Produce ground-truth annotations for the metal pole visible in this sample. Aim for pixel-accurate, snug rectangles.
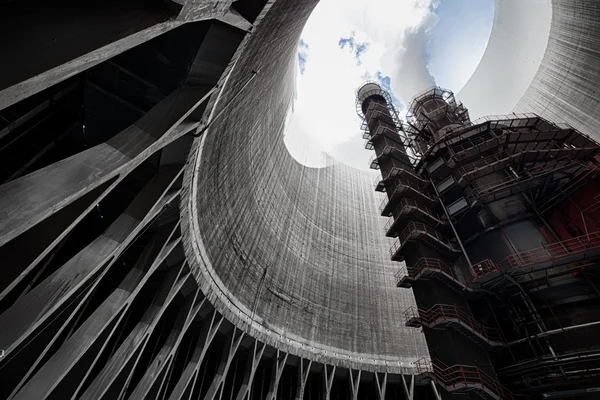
[507,319,600,345]
[429,177,472,267]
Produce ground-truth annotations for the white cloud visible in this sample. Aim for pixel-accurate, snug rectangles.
[284,0,489,170]
[284,0,440,170]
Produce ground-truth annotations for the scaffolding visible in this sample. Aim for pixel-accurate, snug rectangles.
[384,198,447,236]
[405,87,470,153]
[414,358,523,400]
[395,257,473,293]
[390,222,460,261]
[467,159,593,206]
[404,304,505,346]
[378,180,437,215]
[470,231,600,282]
[359,82,600,398]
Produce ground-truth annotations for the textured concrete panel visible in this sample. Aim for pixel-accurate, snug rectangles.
[181,0,428,373]
[515,0,600,139]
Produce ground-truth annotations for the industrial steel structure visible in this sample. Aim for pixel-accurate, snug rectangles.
[359,82,600,399]
[1,0,600,399]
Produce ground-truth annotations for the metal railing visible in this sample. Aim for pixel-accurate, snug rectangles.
[369,145,420,168]
[458,150,513,176]
[394,257,457,286]
[384,199,444,233]
[470,259,500,279]
[378,180,435,212]
[501,231,600,271]
[414,358,523,400]
[404,305,504,343]
[469,159,580,200]
[390,222,455,259]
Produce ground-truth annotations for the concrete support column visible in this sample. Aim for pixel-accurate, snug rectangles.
[374,372,387,400]
[203,327,245,400]
[235,340,266,400]
[0,85,215,247]
[128,292,208,400]
[295,359,312,400]
[0,168,183,361]
[79,264,192,400]
[348,369,361,400]
[322,365,336,400]
[401,374,415,400]
[11,222,181,400]
[266,349,288,400]
[167,309,224,400]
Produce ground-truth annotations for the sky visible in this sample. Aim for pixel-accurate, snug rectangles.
[284,0,494,170]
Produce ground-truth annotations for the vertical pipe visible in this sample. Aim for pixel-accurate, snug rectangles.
[429,177,472,267]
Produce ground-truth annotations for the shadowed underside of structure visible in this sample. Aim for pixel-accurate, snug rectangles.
[0,0,599,399]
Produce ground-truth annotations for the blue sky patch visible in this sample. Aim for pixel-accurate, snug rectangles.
[338,32,370,65]
[376,72,404,110]
[297,39,310,74]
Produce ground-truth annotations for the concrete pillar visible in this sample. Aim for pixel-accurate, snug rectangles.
[203,327,245,400]
[79,264,191,400]
[235,341,266,400]
[266,349,288,400]
[167,309,224,400]
[348,369,361,400]
[128,292,209,400]
[322,365,336,400]
[0,85,214,247]
[374,372,387,400]
[12,222,181,400]
[0,168,182,361]
[295,359,312,400]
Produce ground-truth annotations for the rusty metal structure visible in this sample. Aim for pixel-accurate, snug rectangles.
[359,82,600,399]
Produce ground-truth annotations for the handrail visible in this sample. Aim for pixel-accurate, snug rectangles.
[469,159,581,199]
[378,180,435,211]
[414,358,523,399]
[459,147,598,179]
[395,257,464,288]
[390,223,455,259]
[369,145,420,166]
[404,304,504,343]
[416,113,600,164]
[500,231,600,271]
[470,259,500,279]
[384,199,444,232]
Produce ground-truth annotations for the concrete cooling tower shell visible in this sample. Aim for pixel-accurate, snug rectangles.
[1,0,600,398]
[181,0,428,373]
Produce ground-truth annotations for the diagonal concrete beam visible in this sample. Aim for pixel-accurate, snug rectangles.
[266,349,288,400]
[374,372,387,400]
[348,369,362,400]
[0,86,214,247]
[323,365,336,400]
[11,223,180,400]
[167,309,224,400]
[0,168,182,359]
[401,374,415,400]
[127,292,208,400]
[295,358,312,400]
[203,327,245,400]
[235,340,266,400]
[79,265,191,400]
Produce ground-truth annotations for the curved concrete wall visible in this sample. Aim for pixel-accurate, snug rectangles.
[458,0,552,118]
[182,0,428,373]
[183,0,600,374]
[515,0,600,138]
